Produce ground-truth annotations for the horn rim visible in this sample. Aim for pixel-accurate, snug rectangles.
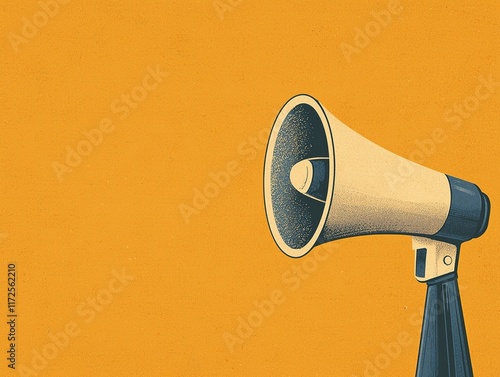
[263,94,335,258]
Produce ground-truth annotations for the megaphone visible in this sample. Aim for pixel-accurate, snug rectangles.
[263,94,490,377]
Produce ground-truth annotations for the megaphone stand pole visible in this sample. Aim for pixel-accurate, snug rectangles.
[412,237,473,377]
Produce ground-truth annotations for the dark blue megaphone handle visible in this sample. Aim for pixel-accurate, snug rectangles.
[416,275,473,377]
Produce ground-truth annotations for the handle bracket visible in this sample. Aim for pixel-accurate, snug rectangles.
[412,237,458,282]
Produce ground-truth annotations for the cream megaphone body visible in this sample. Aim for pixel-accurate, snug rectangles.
[264,94,489,258]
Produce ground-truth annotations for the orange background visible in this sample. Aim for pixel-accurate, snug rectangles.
[1,0,499,375]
